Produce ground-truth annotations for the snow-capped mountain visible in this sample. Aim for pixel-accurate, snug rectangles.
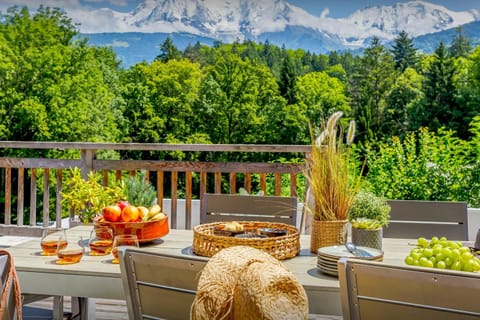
[77,0,480,67]
[325,1,479,47]
[120,0,322,43]
[92,0,479,49]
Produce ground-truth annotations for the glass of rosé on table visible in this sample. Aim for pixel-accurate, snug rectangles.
[40,228,67,256]
[111,234,139,264]
[56,232,85,265]
[89,226,114,256]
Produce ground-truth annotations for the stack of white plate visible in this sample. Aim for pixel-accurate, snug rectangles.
[317,245,384,277]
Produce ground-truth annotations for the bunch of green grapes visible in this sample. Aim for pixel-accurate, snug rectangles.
[404,236,480,272]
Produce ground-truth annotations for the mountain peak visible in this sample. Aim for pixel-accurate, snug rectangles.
[316,0,477,46]
[78,1,480,67]
[122,0,314,41]
[116,0,479,47]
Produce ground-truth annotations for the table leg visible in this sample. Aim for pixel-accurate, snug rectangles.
[71,297,96,320]
[53,296,64,320]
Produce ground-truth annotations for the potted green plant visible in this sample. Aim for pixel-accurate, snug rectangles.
[305,111,363,252]
[61,168,123,224]
[347,190,391,250]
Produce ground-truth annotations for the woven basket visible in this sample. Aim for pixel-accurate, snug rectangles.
[191,246,308,320]
[192,221,300,260]
[310,219,347,253]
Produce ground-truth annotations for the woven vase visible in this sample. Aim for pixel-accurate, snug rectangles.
[310,219,348,253]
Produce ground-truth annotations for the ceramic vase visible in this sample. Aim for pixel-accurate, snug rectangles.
[351,227,383,251]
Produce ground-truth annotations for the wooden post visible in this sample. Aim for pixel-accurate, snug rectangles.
[17,167,24,226]
[80,149,96,179]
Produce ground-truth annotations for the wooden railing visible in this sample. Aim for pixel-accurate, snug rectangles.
[0,142,310,234]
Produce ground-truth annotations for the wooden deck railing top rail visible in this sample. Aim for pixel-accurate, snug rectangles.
[0,142,311,235]
[0,141,311,153]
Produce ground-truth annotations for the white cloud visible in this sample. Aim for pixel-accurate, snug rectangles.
[83,0,129,6]
[0,0,85,11]
[319,8,330,19]
[108,39,129,47]
[0,0,130,33]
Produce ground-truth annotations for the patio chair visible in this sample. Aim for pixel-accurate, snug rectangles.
[118,247,208,320]
[338,257,480,320]
[0,251,21,320]
[0,249,70,320]
[200,193,298,226]
[383,200,468,240]
[9,228,69,320]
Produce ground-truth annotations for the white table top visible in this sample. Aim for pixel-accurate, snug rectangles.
[6,225,413,315]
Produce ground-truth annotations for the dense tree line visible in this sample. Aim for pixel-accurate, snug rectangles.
[2,6,479,151]
[1,6,480,205]
[0,6,122,150]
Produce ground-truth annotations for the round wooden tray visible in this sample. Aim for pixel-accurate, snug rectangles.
[192,221,300,260]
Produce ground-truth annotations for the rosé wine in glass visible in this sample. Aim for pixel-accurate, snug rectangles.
[111,234,139,264]
[40,228,67,256]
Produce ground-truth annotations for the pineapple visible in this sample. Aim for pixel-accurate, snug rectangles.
[123,171,157,208]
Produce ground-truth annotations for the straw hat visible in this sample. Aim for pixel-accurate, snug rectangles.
[191,246,308,320]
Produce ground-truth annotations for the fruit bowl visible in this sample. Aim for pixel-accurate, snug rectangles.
[93,215,169,243]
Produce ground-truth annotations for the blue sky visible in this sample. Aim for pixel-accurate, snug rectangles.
[79,0,480,18]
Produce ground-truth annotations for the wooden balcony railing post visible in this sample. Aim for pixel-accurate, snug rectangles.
[43,169,50,227]
[229,173,236,194]
[185,171,192,230]
[170,171,178,228]
[5,167,11,224]
[80,149,95,179]
[17,167,24,226]
[56,169,63,228]
[29,168,37,226]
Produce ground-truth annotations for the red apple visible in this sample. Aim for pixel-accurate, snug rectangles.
[116,200,129,211]
[102,205,122,222]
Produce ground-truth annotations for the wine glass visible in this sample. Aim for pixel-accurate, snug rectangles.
[40,228,67,256]
[56,232,85,265]
[111,234,139,264]
[89,226,114,256]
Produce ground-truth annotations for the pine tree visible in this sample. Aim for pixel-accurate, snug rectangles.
[390,31,418,72]
[414,42,461,134]
[155,37,181,62]
[448,26,472,58]
[279,54,297,105]
[349,37,396,142]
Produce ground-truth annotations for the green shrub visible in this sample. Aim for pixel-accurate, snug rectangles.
[364,126,480,207]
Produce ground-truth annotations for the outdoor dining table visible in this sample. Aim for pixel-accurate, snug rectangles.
[6,225,412,320]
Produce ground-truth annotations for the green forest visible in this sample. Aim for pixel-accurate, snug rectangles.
[1,6,479,206]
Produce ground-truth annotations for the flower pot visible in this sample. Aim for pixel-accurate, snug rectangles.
[351,227,383,251]
[310,219,348,253]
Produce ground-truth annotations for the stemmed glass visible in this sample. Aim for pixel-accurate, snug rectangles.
[40,228,67,256]
[89,226,114,256]
[111,234,139,264]
[56,232,85,265]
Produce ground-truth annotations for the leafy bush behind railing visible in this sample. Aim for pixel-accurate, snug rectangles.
[363,123,480,207]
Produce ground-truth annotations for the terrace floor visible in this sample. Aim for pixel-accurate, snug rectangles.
[26,297,343,319]
[26,297,128,320]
